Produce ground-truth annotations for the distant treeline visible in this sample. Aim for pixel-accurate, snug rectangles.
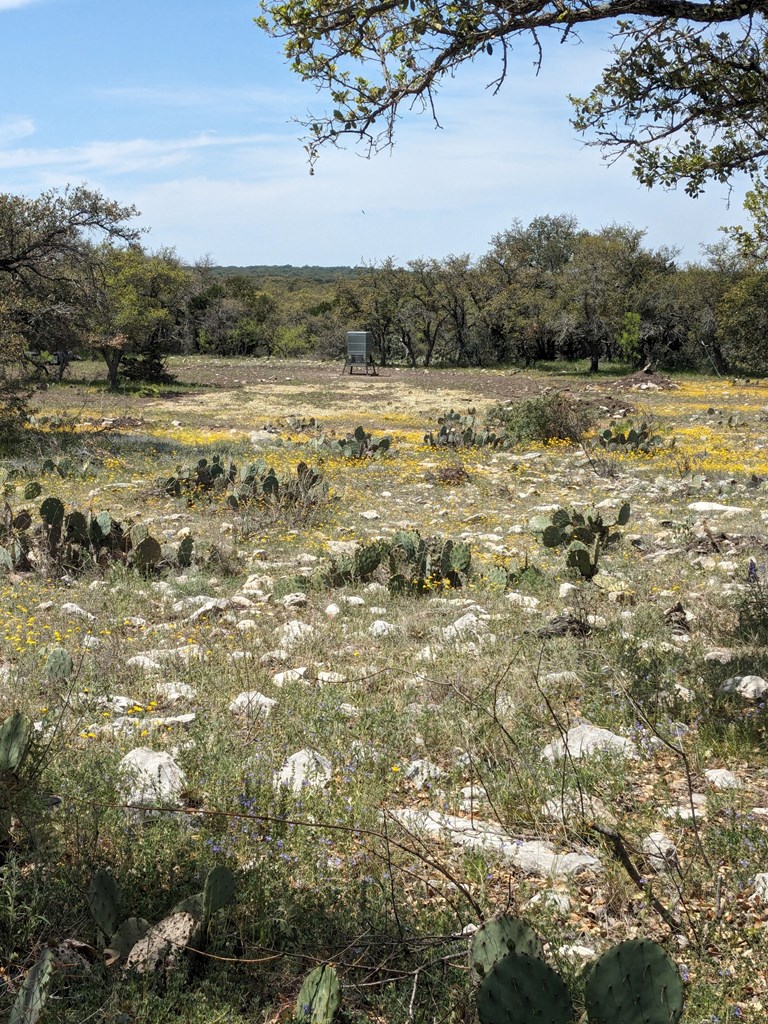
[199,214,765,375]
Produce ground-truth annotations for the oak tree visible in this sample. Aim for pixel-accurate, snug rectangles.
[257,1,768,192]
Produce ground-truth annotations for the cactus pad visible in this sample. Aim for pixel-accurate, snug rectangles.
[88,868,122,940]
[9,947,55,1024]
[584,939,684,1024]
[0,712,33,774]
[203,865,235,919]
[44,647,73,682]
[477,951,573,1024]
[470,914,544,981]
[296,963,342,1024]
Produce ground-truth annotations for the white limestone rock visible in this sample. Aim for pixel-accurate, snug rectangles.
[229,691,277,718]
[274,749,332,794]
[541,723,637,762]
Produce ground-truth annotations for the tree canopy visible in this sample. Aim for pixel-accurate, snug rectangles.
[256,0,768,192]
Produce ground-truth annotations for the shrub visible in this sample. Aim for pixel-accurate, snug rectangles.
[486,394,595,445]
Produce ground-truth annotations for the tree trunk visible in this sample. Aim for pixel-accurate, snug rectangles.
[100,347,123,389]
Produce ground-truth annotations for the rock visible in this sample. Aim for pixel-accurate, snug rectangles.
[315,670,346,684]
[187,598,231,623]
[688,502,749,515]
[752,873,768,903]
[118,748,186,807]
[229,691,277,718]
[272,667,307,686]
[278,621,314,646]
[704,768,742,789]
[342,595,366,606]
[126,656,162,674]
[720,674,768,700]
[541,794,617,827]
[404,759,443,790]
[325,603,341,618]
[642,831,679,872]
[541,723,637,762]
[389,808,601,877]
[665,793,707,820]
[60,602,96,621]
[360,510,380,520]
[280,592,307,609]
[274,749,332,794]
[369,620,396,638]
[442,612,485,639]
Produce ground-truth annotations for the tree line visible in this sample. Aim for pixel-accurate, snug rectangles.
[2,186,767,427]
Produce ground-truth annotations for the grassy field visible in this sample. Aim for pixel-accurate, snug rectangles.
[1,357,768,1023]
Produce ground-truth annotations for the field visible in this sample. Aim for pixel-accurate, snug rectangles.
[2,356,768,1024]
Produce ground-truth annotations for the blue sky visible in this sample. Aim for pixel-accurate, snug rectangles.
[0,0,752,267]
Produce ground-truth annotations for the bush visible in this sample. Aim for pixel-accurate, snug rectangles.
[486,394,595,445]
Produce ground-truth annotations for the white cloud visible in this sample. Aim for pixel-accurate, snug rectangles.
[0,116,35,144]
[0,131,282,175]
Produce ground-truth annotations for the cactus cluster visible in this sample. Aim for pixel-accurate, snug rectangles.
[424,408,502,449]
[596,420,663,454]
[471,915,684,1024]
[0,496,196,575]
[532,503,630,579]
[387,530,472,593]
[159,454,328,513]
[87,864,236,970]
[322,531,473,592]
[310,424,392,459]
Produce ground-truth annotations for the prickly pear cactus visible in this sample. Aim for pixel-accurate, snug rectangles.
[354,542,382,579]
[9,947,55,1024]
[105,917,150,965]
[477,951,573,1024]
[40,496,65,528]
[0,712,33,774]
[132,535,162,570]
[295,963,342,1024]
[202,865,235,919]
[470,914,544,981]
[87,867,122,941]
[44,647,73,682]
[584,939,684,1024]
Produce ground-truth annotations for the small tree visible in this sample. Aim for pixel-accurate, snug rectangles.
[0,185,140,418]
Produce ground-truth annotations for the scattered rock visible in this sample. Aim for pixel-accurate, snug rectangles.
[541,723,637,762]
[369,620,397,638]
[720,674,768,700]
[404,759,443,790]
[60,602,96,622]
[704,768,742,790]
[274,749,332,794]
[229,691,277,718]
[642,832,679,873]
[280,592,307,609]
[118,748,186,808]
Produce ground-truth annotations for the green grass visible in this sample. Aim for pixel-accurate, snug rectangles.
[2,359,768,1023]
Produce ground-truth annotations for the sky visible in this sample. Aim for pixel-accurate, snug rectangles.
[0,0,753,267]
